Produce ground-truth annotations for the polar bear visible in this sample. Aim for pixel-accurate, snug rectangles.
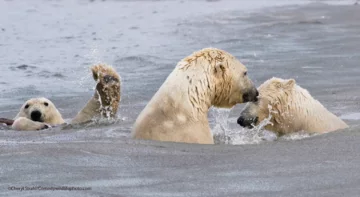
[12,98,65,131]
[237,77,348,135]
[131,48,259,144]
[10,64,121,131]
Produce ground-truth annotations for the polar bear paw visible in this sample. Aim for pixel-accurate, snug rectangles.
[91,64,121,118]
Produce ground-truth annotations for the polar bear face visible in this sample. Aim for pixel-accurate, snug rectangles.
[237,77,296,131]
[16,97,64,125]
[190,48,258,108]
[220,58,258,107]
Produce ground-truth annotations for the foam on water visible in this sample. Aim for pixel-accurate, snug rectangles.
[281,131,318,141]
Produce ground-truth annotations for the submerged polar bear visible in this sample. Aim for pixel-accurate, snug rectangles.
[11,64,121,131]
[132,48,259,144]
[238,77,348,135]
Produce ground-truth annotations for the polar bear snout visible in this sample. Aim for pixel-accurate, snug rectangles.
[237,116,258,128]
[30,110,43,122]
[243,88,259,103]
[238,102,259,128]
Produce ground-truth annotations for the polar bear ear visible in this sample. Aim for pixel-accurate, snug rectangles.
[283,79,296,89]
[214,62,226,77]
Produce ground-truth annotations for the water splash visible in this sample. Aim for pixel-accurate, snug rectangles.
[211,104,316,145]
[76,46,105,89]
[211,108,277,145]
[211,108,232,144]
[87,47,104,65]
[227,114,277,145]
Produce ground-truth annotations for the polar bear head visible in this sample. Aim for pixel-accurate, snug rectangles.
[237,77,297,133]
[178,48,259,110]
[15,97,65,125]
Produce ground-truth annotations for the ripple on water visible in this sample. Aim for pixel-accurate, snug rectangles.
[10,64,38,71]
[340,113,360,120]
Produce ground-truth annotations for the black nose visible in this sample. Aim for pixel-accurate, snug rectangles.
[243,89,259,102]
[237,116,258,128]
[237,116,246,126]
[30,110,42,122]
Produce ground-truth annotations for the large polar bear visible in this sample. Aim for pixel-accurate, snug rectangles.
[237,77,349,135]
[131,48,259,144]
[10,64,121,131]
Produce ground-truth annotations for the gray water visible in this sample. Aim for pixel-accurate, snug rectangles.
[1,0,360,196]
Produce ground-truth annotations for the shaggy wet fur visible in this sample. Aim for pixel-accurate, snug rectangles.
[239,77,349,135]
[132,48,257,144]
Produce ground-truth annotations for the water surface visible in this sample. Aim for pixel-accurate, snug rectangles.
[0,0,360,196]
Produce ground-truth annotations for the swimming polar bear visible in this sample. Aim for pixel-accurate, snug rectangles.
[238,77,348,135]
[11,64,121,131]
[132,48,259,144]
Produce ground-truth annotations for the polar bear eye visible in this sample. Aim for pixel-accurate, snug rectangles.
[44,102,49,107]
[244,72,247,76]
[24,104,30,109]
